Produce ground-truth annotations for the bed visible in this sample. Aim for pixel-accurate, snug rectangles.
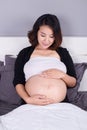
[0,36,87,130]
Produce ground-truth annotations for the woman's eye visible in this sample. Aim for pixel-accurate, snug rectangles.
[41,35,45,37]
[50,36,54,38]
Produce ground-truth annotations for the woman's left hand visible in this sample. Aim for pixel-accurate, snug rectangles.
[40,69,65,79]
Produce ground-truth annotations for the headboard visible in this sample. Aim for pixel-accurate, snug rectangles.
[0,37,87,63]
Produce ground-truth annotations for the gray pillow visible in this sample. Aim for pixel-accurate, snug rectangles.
[67,63,87,110]
[0,56,22,115]
[5,55,16,66]
[0,61,4,66]
[0,61,4,80]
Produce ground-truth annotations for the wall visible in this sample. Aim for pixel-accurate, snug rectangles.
[0,0,87,36]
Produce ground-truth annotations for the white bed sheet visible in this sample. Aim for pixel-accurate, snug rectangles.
[0,103,87,130]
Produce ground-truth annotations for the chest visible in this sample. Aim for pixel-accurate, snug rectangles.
[30,49,60,59]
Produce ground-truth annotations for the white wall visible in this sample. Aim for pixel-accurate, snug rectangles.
[0,0,87,36]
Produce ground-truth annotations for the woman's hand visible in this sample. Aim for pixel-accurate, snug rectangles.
[40,69,65,79]
[25,94,55,105]
[40,69,76,87]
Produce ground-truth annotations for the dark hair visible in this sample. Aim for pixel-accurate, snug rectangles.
[28,14,62,50]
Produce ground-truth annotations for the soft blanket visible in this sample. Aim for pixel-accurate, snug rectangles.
[0,103,87,130]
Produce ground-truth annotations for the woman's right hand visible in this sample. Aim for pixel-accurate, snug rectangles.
[25,94,54,105]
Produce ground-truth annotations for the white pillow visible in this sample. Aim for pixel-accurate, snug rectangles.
[78,69,87,91]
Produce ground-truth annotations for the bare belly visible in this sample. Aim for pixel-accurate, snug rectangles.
[25,75,67,103]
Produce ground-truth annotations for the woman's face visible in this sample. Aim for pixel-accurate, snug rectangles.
[37,25,55,49]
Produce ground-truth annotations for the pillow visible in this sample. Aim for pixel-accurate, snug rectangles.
[5,55,17,66]
[0,55,22,115]
[75,63,87,91]
[67,63,87,110]
[0,61,4,66]
[78,69,87,91]
[0,61,4,80]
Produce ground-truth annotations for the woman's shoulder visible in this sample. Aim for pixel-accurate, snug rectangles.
[20,46,34,53]
[16,46,35,62]
[57,46,68,54]
[56,46,72,62]
[18,46,34,56]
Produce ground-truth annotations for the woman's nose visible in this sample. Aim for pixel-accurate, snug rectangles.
[44,37,49,43]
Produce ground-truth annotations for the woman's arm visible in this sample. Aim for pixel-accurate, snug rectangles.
[58,47,77,87]
[16,84,54,105]
[15,84,30,102]
[61,72,76,87]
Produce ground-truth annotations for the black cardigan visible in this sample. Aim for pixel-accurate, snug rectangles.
[13,46,76,87]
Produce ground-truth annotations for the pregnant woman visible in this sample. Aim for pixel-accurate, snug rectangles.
[13,14,76,105]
